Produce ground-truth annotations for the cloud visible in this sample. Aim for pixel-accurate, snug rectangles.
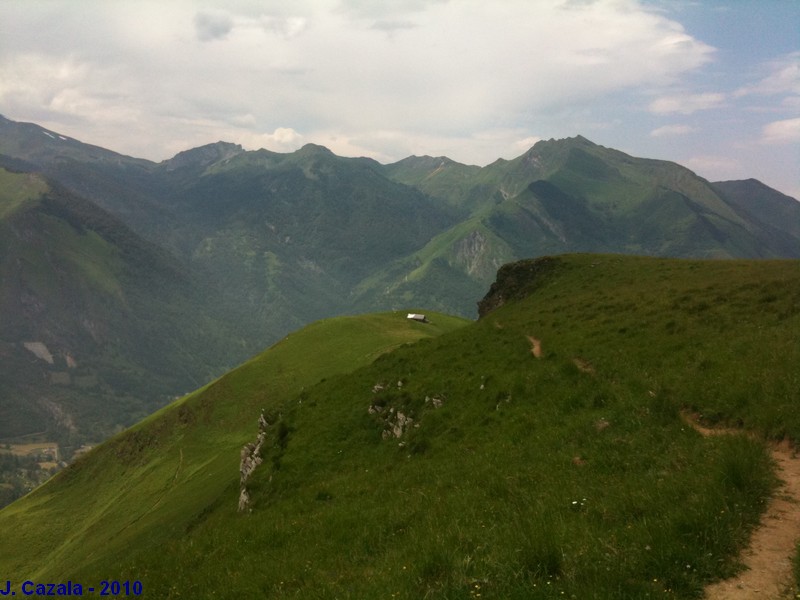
[370,19,417,34]
[260,15,308,38]
[0,0,718,165]
[650,124,695,137]
[337,0,449,20]
[515,136,544,151]
[733,51,800,123]
[648,93,725,114]
[683,155,742,180]
[195,11,235,42]
[0,54,87,106]
[761,117,800,144]
[735,51,800,97]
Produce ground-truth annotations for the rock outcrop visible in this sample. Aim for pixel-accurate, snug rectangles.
[238,411,269,513]
[477,256,559,317]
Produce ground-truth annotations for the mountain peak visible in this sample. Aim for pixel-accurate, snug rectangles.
[570,134,593,144]
[297,143,334,156]
[162,142,244,170]
[529,134,594,151]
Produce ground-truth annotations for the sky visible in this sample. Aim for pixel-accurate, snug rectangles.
[1,0,798,198]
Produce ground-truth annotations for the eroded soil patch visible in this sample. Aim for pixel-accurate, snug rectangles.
[527,335,542,358]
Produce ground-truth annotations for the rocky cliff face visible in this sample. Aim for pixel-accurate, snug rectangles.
[452,230,507,281]
[477,255,560,317]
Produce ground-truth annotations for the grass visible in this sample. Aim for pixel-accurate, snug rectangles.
[0,254,797,598]
[0,311,467,583]
[0,168,47,220]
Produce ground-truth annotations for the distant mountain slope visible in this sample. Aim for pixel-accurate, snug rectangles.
[0,167,247,448]
[151,142,463,342]
[370,137,800,310]
[382,155,484,210]
[713,178,800,242]
[4,115,797,328]
[0,115,170,237]
[1,255,797,597]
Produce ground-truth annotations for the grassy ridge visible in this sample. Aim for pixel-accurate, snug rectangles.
[109,255,793,599]
[2,255,798,598]
[0,311,468,582]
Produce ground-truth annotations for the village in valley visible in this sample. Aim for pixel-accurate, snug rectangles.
[0,439,92,506]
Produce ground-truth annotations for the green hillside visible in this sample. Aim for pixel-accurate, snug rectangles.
[373,138,800,312]
[0,311,468,586]
[1,255,797,598]
[713,178,800,243]
[161,143,462,342]
[0,168,250,449]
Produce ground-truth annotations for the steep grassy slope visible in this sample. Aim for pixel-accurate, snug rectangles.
[0,168,249,448]
[1,255,797,598]
[0,311,467,585]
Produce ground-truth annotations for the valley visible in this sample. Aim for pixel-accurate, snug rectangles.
[0,440,61,506]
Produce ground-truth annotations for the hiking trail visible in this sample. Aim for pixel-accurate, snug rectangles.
[683,412,800,599]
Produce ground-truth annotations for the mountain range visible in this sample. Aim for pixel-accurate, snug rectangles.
[1,113,799,452]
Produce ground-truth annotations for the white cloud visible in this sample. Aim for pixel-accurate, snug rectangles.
[761,117,800,144]
[258,15,309,38]
[0,0,718,164]
[683,155,742,180]
[255,126,304,150]
[648,93,726,115]
[336,0,449,20]
[735,51,800,98]
[650,124,695,137]
[515,136,544,151]
[0,54,89,106]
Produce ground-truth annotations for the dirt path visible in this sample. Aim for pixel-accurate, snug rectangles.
[683,413,800,599]
[526,335,542,358]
